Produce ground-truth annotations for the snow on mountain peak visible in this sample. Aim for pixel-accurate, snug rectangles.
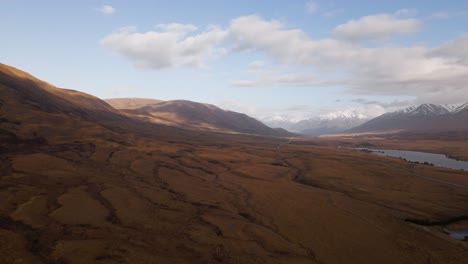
[395,103,451,116]
[452,103,468,114]
[319,109,368,120]
[387,103,468,117]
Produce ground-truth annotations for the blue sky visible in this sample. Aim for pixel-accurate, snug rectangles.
[2,0,468,121]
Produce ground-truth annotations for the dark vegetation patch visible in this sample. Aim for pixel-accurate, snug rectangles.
[0,128,48,154]
[105,138,132,146]
[405,216,468,226]
[0,118,21,125]
[238,212,256,222]
[0,156,12,177]
[271,161,288,167]
[0,216,44,259]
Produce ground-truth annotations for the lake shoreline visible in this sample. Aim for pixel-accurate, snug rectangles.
[345,147,468,171]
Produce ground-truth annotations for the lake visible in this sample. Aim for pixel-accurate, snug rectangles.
[352,148,468,171]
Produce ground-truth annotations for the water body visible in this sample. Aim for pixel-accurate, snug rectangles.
[352,148,468,171]
[443,228,468,241]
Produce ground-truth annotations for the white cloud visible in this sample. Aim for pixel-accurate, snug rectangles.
[333,14,421,41]
[228,15,310,63]
[231,67,341,88]
[100,24,227,69]
[306,2,318,14]
[232,72,320,87]
[430,34,468,65]
[101,14,468,105]
[98,5,115,15]
[228,15,468,103]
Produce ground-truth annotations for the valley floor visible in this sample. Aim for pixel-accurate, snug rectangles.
[1,130,468,264]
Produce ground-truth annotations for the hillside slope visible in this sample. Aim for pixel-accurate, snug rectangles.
[106,98,164,109]
[108,98,293,136]
[0,64,123,122]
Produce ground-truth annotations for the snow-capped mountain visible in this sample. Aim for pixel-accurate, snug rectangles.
[263,110,370,135]
[453,103,468,114]
[290,112,368,135]
[350,103,468,133]
[390,104,451,116]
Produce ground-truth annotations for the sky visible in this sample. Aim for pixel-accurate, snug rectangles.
[2,0,468,122]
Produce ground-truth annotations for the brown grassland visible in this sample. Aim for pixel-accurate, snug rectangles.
[1,64,468,263]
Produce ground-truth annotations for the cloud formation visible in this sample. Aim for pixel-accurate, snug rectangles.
[98,5,115,15]
[101,24,227,68]
[231,71,325,88]
[101,14,468,104]
[333,14,421,41]
[351,99,413,109]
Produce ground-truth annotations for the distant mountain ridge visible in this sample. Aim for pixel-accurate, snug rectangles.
[350,103,468,133]
[106,98,294,137]
[263,110,369,136]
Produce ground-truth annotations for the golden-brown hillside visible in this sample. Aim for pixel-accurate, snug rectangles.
[106,98,293,136]
[106,98,164,110]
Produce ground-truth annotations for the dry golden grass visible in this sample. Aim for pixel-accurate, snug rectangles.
[105,98,164,110]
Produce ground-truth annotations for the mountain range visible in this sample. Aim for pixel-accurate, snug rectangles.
[263,103,468,135]
[263,111,369,135]
[106,98,468,136]
[1,61,466,139]
[350,103,468,133]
